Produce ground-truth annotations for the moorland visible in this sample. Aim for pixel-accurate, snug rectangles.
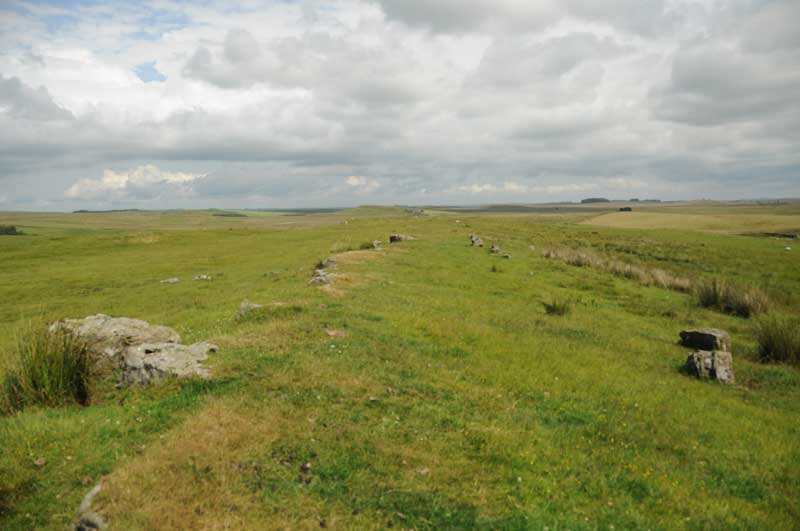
[1,200,799,530]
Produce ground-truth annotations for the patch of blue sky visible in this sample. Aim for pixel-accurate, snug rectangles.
[133,61,167,83]
[42,13,76,33]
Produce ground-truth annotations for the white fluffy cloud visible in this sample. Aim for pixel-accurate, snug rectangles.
[65,165,204,201]
[345,175,380,192]
[0,0,797,209]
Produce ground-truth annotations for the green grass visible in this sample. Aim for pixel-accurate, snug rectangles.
[695,277,770,318]
[543,297,572,316]
[0,205,799,529]
[754,314,800,365]
[1,323,91,414]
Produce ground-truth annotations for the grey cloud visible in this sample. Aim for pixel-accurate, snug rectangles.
[0,75,74,121]
[739,1,800,54]
[653,43,800,126]
[373,0,558,34]
[182,28,438,109]
[468,33,626,96]
[1,0,798,209]
[373,0,692,36]
[224,28,262,63]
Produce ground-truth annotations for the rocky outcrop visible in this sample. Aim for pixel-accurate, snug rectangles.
[489,245,501,254]
[686,350,735,384]
[309,269,332,285]
[50,314,215,383]
[679,328,731,352]
[50,314,180,372]
[389,234,415,243]
[122,342,217,384]
[469,234,484,247]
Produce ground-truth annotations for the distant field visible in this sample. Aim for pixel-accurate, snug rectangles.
[583,210,800,234]
[1,205,798,529]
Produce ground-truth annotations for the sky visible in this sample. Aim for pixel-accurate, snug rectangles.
[0,0,798,210]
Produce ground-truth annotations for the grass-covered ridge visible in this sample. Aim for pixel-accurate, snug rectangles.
[1,204,799,529]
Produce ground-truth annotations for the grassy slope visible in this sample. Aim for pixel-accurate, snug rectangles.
[0,208,798,529]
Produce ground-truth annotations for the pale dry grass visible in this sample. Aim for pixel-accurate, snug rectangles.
[125,232,161,244]
[582,211,800,234]
[542,247,692,293]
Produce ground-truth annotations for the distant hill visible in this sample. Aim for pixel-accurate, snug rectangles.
[580,197,611,204]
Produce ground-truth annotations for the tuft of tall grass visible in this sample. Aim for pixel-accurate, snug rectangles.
[542,248,601,268]
[650,268,692,292]
[543,297,572,316]
[753,314,800,365]
[1,323,92,414]
[542,247,692,293]
[694,277,769,318]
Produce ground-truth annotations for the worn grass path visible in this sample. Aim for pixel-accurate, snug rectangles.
[1,208,799,529]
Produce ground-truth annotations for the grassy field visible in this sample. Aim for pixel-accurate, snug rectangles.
[1,204,799,529]
[580,201,800,234]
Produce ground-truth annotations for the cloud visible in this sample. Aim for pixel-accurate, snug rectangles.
[653,42,800,126]
[457,181,529,194]
[65,165,203,201]
[345,175,380,192]
[456,177,646,196]
[0,75,73,121]
[0,0,797,210]
[371,0,691,36]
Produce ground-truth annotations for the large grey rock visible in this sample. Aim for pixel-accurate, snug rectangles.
[50,314,180,370]
[686,350,735,384]
[122,342,217,384]
[469,234,484,247]
[679,328,731,352]
[50,314,216,383]
[73,482,105,530]
[489,245,501,254]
